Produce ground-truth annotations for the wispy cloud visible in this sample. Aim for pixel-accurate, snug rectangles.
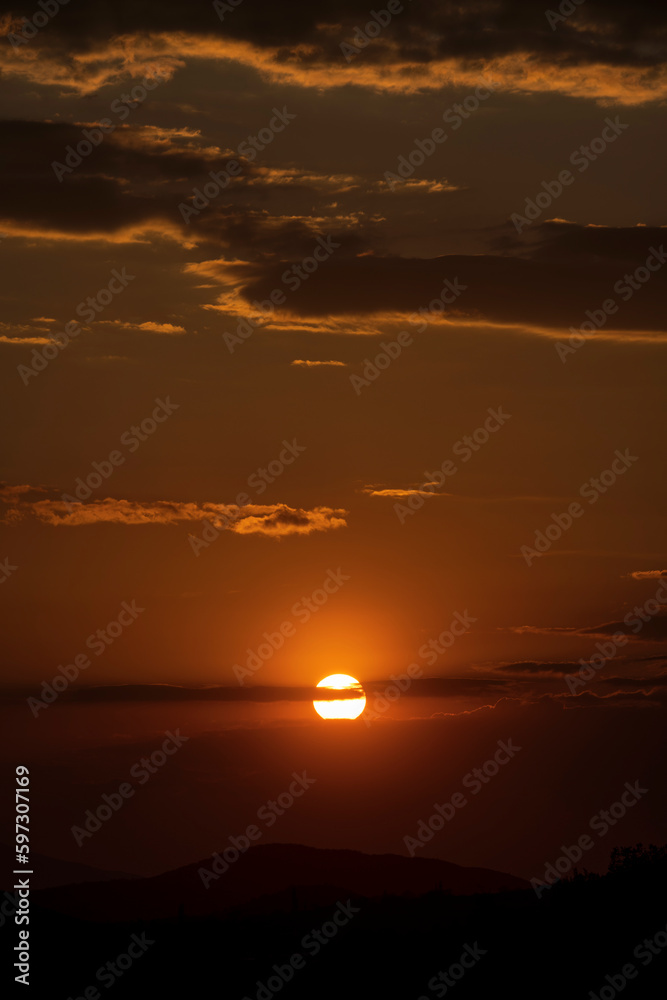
[99,320,187,335]
[291,359,347,368]
[1,491,347,538]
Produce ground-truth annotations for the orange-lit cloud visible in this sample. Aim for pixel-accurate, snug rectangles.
[509,611,667,642]
[361,486,440,499]
[2,495,347,537]
[0,218,190,247]
[290,360,347,368]
[0,321,59,346]
[0,485,347,538]
[183,223,667,341]
[3,27,667,105]
[99,320,187,335]
[248,169,460,196]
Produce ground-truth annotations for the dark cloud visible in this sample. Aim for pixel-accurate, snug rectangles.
[0,120,377,257]
[58,684,367,704]
[492,661,577,676]
[509,599,667,643]
[2,123,665,341]
[1,1,666,106]
[576,613,667,642]
[205,223,667,336]
[600,675,667,689]
[541,689,667,709]
[7,674,665,710]
[0,679,510,705]
[4,1,667,70]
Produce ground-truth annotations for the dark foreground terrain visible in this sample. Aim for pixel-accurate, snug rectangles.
[4,844,665,999]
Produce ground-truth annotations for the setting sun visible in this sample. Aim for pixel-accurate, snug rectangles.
[313,674,366,719]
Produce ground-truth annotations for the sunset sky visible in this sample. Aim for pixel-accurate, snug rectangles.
[1,1,665,879]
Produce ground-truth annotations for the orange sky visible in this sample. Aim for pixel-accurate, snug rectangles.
[0,0,665,875]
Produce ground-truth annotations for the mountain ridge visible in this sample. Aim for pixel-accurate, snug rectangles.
[32,842,528,921]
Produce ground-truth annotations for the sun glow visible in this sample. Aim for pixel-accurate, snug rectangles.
[313,674,366,719]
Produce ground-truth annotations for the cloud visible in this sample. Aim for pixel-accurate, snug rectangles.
[2,2,667,103]
[509,609,667,643]
[374,178,460,195]
[0,119,384,256]
[186,223,667,340]
[362,485,568,502]
[0,334,52,346]
[49,684,367,704]
[4,123,665,348]
[291,359,347,368]
[508,624,584,636]
[99,320,187,335]
[577,613,667,643]
[28,676,513,704]
[248,170,459,196]
[0,121,295,249]
[10,671,665,711]
[0,483,49,502]
[0,320,61,346]
[601,674,667,689]
[492,661,578,676]
[540,690,666,710]
[361,486,441,499]
[227,504,347,538]
[0,493,348,538]
[629,570,667,580]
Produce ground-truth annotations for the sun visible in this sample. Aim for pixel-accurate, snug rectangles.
[313,674,366,719]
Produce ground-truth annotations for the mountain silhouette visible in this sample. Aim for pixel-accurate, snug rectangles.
[0,842,137,890]
[33,842,527,921]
